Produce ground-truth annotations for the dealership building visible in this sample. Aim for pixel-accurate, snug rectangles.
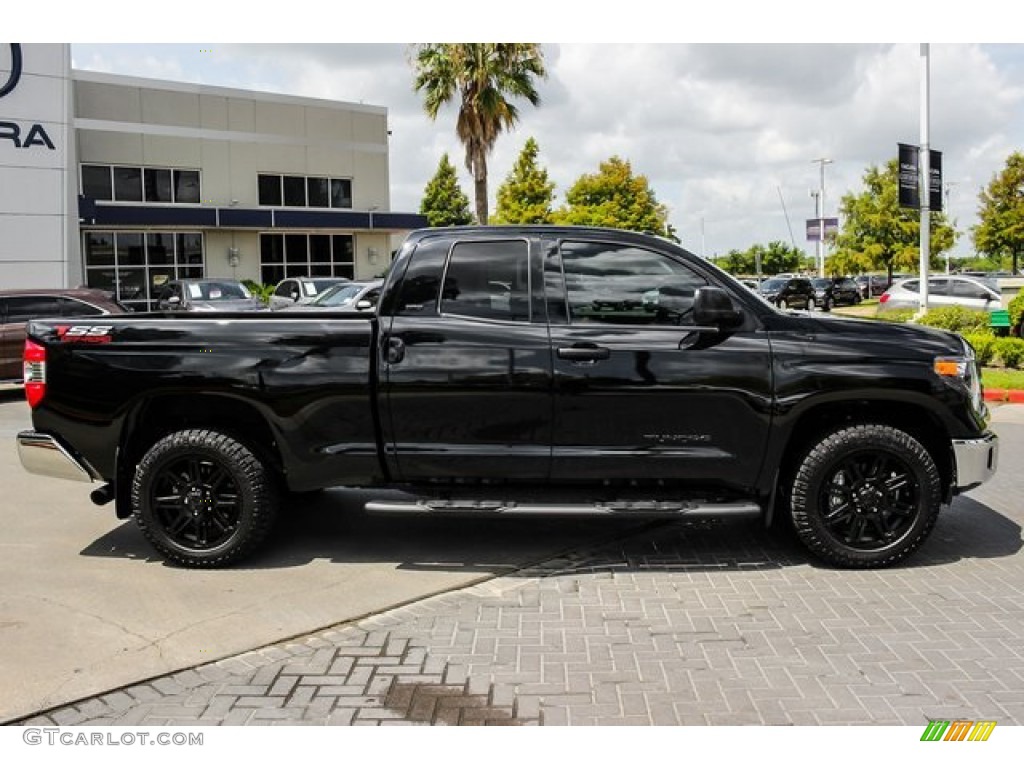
[0,43,425,310]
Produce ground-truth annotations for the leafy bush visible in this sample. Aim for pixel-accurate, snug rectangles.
[917,305,994,334]
[1008,287,1024,330]
[964,333,996,366]
[994,337,1024,368]
[243,280,274,306]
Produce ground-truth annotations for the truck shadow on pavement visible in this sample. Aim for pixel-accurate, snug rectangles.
[79,491,1020,574]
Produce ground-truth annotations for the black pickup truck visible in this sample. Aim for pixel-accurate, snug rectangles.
[17,226,998,569]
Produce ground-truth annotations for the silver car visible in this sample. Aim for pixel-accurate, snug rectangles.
[877,275,1002,312]
[303,280,383,311]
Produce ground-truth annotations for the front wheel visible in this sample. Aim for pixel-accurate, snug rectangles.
[778,298,789,310]
[789,424,941,568]
[131,429,279,567]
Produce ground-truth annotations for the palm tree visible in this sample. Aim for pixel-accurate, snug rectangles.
[412,43,546,225]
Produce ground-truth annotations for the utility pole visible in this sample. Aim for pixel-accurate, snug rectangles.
[812,158,832,277]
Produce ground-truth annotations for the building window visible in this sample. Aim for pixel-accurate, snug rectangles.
[80,164,201,204]
[144,168,172,202]
[259,233,354,284]
[81,165,112,200]
[113,167,143,202]
[257,173,353,209]
[83,230,205,311]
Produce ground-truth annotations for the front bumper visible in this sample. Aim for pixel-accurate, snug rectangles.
[17,431,98,483]
[952,432,999,492]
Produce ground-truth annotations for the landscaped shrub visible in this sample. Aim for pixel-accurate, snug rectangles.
[964,333,996,366]
[1008,287,1024,331]
[994,337,1024,368]
[917,305,994,334]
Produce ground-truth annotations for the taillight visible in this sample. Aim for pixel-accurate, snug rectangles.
[878,292,889,303]
[24,339,46,408]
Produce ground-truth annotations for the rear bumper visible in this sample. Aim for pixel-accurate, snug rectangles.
[952,432,999,492]
[16,431,98,483]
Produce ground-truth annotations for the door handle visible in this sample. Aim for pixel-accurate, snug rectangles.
[385,337,405,364]
[557,344,610,362]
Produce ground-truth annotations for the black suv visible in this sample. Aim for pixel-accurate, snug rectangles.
[811,277,862,310]
[758,276,816,310]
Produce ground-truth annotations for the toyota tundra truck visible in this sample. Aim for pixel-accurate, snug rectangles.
[16,226,998,568]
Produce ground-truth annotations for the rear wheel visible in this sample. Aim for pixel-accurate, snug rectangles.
[131,429,279,567]
[790,424,941,568]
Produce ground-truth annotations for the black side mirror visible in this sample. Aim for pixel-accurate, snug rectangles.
[694,286,743,328]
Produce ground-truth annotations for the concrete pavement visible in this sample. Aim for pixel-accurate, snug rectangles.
[10,404,1024,726]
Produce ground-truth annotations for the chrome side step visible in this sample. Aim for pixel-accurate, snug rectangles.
[364,499,761,518]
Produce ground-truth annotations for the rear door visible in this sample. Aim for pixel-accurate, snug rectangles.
[544,236,772,489]
[381,235,553,481]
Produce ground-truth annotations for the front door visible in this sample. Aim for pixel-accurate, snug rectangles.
[544,237,772,491]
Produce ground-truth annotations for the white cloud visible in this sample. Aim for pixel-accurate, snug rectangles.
[69,42,1024,257]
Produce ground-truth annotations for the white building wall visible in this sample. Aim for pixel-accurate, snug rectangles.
[0,44,77,288]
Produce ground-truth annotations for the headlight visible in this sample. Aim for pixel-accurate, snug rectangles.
[936,340,985,417]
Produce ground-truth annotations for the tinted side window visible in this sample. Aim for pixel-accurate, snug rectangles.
[953,280,993,300]
[558,241,706,326]
[60,298,104,317]
[393,240,450,316]
[274,281,295,298]
[927,278,950,296]
[440,240,530,322]
[5,296,63,323]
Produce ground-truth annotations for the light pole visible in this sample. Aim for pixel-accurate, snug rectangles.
[812,158,833,276]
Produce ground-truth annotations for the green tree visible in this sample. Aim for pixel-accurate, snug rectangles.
[492,137,556,224]
[830,159,955,283]
[973,151,1024,274]
[420,153,473,227]
[554,156,670,236]
[411,43,547,225]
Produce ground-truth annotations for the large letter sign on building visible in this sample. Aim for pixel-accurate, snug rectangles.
[0,43,79,288]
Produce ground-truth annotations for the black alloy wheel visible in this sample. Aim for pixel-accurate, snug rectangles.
[790,424,941,568]
[132,430,278,567]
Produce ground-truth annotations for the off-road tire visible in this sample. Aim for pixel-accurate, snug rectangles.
[131,429,279,568]
[790,424,941,568]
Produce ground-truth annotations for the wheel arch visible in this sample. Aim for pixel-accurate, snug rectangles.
[115,393,284,519]
[773,398,953,513]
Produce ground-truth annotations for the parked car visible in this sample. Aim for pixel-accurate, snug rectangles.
[878,275,1002,313]
[854,275,890,299]
[304,280,383,311]
[757,276,816,310]
[1,288,127,383]
[156,279,264,312]
[268,276,351,311]
[811,277,862,311]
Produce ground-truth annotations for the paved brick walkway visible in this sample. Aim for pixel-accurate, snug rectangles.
[17,419,1024,727]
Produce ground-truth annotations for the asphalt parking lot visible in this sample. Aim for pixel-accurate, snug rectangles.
[3,390,1023,726]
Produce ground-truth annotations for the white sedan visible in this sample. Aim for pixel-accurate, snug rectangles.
[877,275,1002,312]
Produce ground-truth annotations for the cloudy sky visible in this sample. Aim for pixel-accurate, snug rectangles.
[58,10,1024,260]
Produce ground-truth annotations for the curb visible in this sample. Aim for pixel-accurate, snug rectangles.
[984,388,1024,404]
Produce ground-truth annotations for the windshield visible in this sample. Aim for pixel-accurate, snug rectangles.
[189,281,252,301]
[312,283,366,307]
[811,278,831,288]
[761,279,785,290]
[306,278,346,296]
